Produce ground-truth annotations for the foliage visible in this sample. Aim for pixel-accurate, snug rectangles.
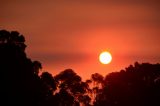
[94,62,160,106]
[1,30,160,106]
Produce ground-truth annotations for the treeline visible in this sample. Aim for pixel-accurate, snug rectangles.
[0,30,160,106]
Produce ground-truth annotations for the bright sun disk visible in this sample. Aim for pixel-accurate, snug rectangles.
[99,51,112,64]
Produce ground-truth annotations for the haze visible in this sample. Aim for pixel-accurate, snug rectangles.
[1,0,160,79]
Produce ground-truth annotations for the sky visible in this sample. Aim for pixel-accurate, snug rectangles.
[1,0,160,80]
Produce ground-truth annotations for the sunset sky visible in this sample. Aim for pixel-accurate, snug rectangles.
[1,0,160,80]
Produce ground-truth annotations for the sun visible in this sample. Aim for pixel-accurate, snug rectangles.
[99,51,112,64]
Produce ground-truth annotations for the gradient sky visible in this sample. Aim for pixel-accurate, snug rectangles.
[1,0,160,80]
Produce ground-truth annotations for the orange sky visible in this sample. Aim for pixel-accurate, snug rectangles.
[1,0,160,80]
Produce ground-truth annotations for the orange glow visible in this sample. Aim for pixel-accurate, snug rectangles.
[99,51,112,64]
[1,1,160,80]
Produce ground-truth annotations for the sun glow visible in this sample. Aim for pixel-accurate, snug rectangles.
[99,51,112,64]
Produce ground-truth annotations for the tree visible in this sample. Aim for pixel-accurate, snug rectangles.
[94,62,160,106]
[41,72,57,92]
[55,69,91,105]
[1,30,160,106]
[0,30,48,106]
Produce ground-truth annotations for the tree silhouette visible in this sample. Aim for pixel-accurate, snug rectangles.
[1,30,160,106]
[0,30,48,106]
[94,62,160,106]
[89,73,104,104]
[91,73,104,87]
[55,69,91,106]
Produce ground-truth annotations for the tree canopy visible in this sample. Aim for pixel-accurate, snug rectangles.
[0,30,160,106]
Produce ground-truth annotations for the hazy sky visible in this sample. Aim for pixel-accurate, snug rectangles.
[1,0,160,80]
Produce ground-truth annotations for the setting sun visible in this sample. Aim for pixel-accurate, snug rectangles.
[99,51,112,64]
